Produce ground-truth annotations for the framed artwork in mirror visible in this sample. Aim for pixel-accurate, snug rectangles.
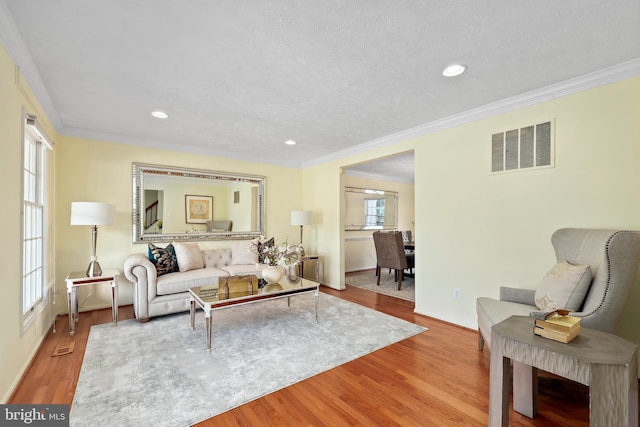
[185,195,213,223]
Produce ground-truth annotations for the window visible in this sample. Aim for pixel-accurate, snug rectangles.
[22,114,52,331]
[364,198,385,227]
[491,120,554,173]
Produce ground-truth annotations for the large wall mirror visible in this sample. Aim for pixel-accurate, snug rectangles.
[344,186,398,230]
[132,162,265,243]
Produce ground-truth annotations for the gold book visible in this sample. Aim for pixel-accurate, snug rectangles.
[533,326,580,343]
[535,312,581,334]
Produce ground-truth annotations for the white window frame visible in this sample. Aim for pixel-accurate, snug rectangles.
[364,198,385,227]
[21,114,52,334]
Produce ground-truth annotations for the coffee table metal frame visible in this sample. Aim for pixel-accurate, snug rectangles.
[189,278,320,351]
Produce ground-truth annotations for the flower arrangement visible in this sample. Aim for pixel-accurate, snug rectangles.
[259,240,301,267]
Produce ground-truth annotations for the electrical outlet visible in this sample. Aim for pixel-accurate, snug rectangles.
[453,288,461,299]
[369,250,373,257]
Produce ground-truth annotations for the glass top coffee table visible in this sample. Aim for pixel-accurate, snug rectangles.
[189,274,320,351]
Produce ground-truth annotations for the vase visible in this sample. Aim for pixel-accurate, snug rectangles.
[262,265,285,284]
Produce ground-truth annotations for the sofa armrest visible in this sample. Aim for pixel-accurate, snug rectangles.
[124,253,157,320]
[124,253,156,283]
[499,286,536,305]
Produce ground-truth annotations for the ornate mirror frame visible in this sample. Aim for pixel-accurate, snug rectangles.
[132,162,266,243]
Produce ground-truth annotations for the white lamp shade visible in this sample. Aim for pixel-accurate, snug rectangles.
[70,202,115,226]
[290,210,312,226]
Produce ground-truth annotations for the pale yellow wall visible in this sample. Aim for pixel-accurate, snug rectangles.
[304,76,640,352]
[55,136,304,312]
[415,78,640,332]
[0,45,58,402]
[343,174,415,272]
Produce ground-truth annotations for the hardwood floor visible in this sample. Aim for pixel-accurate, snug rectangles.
[9,284,635,426]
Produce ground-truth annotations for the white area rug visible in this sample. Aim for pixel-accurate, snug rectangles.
[346,270,415,301]
[71,293,426,426]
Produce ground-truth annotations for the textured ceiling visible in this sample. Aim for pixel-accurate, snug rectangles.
[346,151,415,184]
[2,1,640,175]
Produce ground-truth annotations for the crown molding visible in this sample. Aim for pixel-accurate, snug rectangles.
[0,1,61,128]
[303,58,640,169]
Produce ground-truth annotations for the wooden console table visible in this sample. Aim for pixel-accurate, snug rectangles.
[489,315,638,427]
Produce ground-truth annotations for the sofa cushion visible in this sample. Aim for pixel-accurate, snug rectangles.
[156,267,230,295]
[173,242,204,272]
[231,239,259,265]
[535,260,593,312]
[148,243,179,276]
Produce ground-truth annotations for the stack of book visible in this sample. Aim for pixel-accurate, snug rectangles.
[533,311,581,343]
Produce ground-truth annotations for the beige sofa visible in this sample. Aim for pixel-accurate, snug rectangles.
[124,247,263,321]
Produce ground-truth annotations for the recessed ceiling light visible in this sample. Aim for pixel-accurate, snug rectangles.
[151,111,169,119]
[442,64,466,77]
[285,140,297,145]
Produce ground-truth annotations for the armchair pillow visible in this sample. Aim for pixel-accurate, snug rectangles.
[173,242,204,272]
[534,260,593,312]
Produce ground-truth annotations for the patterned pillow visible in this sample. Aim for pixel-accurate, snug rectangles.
[257,237,275,264]
[148,243,179,276]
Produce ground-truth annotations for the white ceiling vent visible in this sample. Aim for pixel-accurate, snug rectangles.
[491,120,554,174]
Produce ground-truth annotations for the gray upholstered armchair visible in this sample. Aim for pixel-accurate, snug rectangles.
[206,220,232,232]
[476,228,640,350]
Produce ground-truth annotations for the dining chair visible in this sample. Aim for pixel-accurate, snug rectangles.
[372,231,415,290]
[401,230,414,253]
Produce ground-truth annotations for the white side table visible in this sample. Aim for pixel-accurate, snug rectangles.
[65,269,119,336]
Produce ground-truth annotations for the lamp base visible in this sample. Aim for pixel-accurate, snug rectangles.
[86,260,103,277]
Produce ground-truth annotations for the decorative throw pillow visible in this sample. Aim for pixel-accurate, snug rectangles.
[173,241,204,272]
[257,237,275,264]
[231,238,259,265]
[535,260,593,312]
[148,243,179,276]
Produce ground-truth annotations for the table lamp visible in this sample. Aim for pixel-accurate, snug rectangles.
[70,202,115,277]
[290,210,312,254]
